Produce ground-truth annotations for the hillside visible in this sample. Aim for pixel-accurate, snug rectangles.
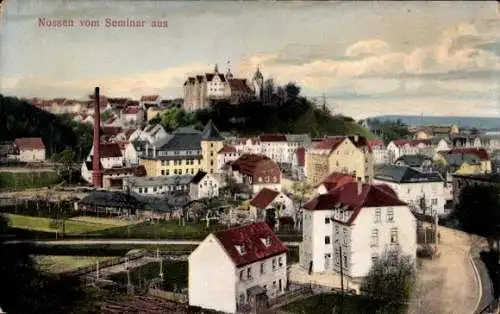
[160,85,373,139]
[0,95,93,159]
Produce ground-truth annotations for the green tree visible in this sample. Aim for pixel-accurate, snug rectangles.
[101,109,113,122]
[149,113,161,125]
[368,118,410,144]
[160,107,190,132]
[360,248,416,310]
[54,148,74,183]
[454,185,500,239]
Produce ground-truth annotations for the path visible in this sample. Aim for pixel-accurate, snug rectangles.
[408,226,487,314]
[4,238,301,247]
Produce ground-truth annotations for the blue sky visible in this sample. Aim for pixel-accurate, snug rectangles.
[1,1,500,119]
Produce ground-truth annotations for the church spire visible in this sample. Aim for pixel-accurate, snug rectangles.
[214,64,219,73]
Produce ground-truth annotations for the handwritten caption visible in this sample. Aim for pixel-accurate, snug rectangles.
[38,17,168,28]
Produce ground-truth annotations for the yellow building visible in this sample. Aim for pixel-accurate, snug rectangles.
[200,120,224,174]
[147,106,166,122]
[139,126,204,176]
[434,151,490,175]
[305,136,374,186]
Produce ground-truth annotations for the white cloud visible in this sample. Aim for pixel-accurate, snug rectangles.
[345,39,391,57]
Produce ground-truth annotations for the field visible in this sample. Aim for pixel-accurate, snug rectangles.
[36,255,115,273]
[0,171,61,191]
[109,260,188,292]
[281,293,405,314]
[6,214,137,234]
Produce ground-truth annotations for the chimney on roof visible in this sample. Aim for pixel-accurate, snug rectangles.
[91,87,103,188]
[357,179,363,196]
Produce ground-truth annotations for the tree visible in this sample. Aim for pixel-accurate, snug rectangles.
[454,185,500,239]
[149,113,161,125]
[159,107,193,132]
[284,82,301,102]
[368,118,410,144]
[49,198,71,238]
[54,148,74,183]
[360,248,416,310]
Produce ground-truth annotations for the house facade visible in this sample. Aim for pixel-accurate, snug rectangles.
[123,175,192,196]
[200,121,224,174]
[188,222,288,313]
[373,165,447,216]
[217,145,241,171]
[300,182,416,280]
[9,137,46,162]
[249,187,295,221]
[368,139,388,165]
[121,106,144,125]
[305,136,374,186]
[189,171,220,200]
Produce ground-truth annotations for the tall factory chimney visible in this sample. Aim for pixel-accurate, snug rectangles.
[92,87,103,188]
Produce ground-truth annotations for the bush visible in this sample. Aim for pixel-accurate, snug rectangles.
[417,244,435,259]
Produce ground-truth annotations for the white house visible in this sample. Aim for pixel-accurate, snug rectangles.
[373,165,447,216]
[123,140,148,165]
[121,106,144,125]
[86,142,124,169]
[386,139,434,163]
[232,137,262,155]
[129,124,169,144]
[249,187,294,221]
[300,182,416,281]
[9,138,46,162]
[189,171,220,200]
[217,144,241,171]
[368,139,389,165]
[188,222,288,313]
[123,175,192,195]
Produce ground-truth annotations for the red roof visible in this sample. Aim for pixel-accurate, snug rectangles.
[250,188,280,209]
[304,182,406,225]
[259,134,287,142]
[228,79,253,94]
[448,148,489,161]
[218,145,237,154]
[231,154,281,184]
[123,106,141,115]
[213,222,288,267]
[296,147,305,167]
[100,143,123,158]
[101,126,122,136]
[368,139,384,148]
[314,137,345,150]
[14,137,45,150]
[316,172,356,189]
[140,95,160,102]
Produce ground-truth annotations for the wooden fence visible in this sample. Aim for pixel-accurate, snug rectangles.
[65,250,146,277]
[148,288,188,304]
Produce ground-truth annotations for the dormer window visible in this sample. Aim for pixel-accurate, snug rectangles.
[235,245,247,255]
[261,236,272,247]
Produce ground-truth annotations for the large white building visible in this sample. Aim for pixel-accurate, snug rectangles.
[189,222,288,313]
[373,165,447,216]
[300,182,417,281]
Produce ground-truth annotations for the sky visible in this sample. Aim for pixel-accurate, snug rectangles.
[1,0,500,119]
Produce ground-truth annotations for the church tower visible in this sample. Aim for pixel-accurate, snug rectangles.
[226,59,233,79]
[252,65,264,100]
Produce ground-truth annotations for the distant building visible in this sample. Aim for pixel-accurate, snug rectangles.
[8,137,46,162]
[124,175,192,196]
[189,171,220,200]
[188,222,288,313]
[229,154,282,195]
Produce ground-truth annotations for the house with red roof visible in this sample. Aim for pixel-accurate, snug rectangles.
[249,187,294,223]
[188,222,288,313]
[305,136,373,186]
[445,147,491,173]
[120,106,144,125]
[386,138,436,163]
[315,172,356,195]
[300,181,416,281]
[229,154,282,195]
[9,137,46,162]
[217,144,240,170]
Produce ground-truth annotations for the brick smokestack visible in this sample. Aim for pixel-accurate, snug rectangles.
[92,87,103,188]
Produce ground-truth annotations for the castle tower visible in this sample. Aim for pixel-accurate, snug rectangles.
[200,120,224,174]
[252,65,264,100]
[226,59,233,79]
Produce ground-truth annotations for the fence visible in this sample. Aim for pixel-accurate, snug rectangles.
[148,288,188,304]
[267,283,313,308]
[65,250,146,277]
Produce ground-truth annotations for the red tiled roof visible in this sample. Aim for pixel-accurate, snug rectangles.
[101,126,122,136]
[231,154,281,183]
[140,95,160,102]
[213,222,288,267]
[304,182,406,225]
[316,172,356,189]
[14,137,45,150]
[259,134,287,142]
[448,148,489,161]
[296,147,305,167]
[228,79,253,94]
[218,145,237,154]
[123,106,141,115]
[368,139,384,148]
[126,100,140,107]
[314,137,345,150]
[100,143,123,158]
[250,188,279,209]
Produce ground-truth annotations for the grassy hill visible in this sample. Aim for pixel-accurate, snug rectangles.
[0,95,93,159]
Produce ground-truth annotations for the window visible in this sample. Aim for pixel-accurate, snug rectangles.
[239,293,245,304]
[239,270,244,281]
[342,228,348,245]
[324,236,331,245]
[371,254,378,264]
[279,279,282,291]
[247,267,252,279]
[432,198,438,205]
[325,217,330,224]
[371,229,379,247]
[210,160,214,166]
[160,170,165,175]
[138,188,143,193]
[375,208,381,223]
[210,151,213,156]
[335,225,339,235]
[387,208,394,222]
[210,143,214,148]
[272,258,276,270]
[166,170,169,175]
[343,255,348,268]
[278,257,283,267]
[390,228,398,244]
[260,262,265,274]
